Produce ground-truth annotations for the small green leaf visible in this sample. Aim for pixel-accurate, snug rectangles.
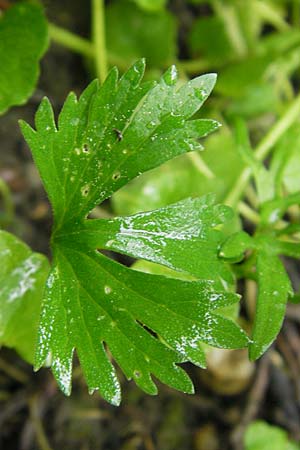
[0,2,48,114]
[249,246,292,360]
[0,231,50,363]
[261,192,300,225]
[245,421,300,450]
[219,231,254,263]
[221,231,293,360]
[21,61,248,404]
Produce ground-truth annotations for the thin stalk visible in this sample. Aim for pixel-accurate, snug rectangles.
[187,152,215,179]
[212,0,247,57]
[0,357,28,384]
[238,201,260,225]
[48,23,94,58]
[245,185,259,209]
[292,0,300,27]
[254,0,290,32]
[225,92,300,207]
[92,0,108,83]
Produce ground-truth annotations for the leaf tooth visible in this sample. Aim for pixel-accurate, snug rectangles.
[133,371,158,396]
[99,65,119,92]
[162,64,178,86]
[119,58,146,88]
[35,97,57,133]
[51,348,74,396]
[78,78,99,106]
[58,91,78,130]
[156,363,194,394]
[77,341,122,406]
[19,120,36,146]
[176,73,217,118]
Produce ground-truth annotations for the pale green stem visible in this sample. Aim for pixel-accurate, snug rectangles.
[292,0,300,27]
[92,0,108,83]
[0,357,28,384]
[48,22,220,76]
[225,92,300,207]
[48,23,94,58]
[187,152,215,179]
[212,0,247,57]
[245,185,259,209]
[238,201,260,225]
[254,0,290,32]
[0,177,14,226]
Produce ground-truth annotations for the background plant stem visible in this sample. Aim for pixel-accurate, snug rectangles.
[48,23,94,58]
[225,92,300,207]
[92,0,108,83]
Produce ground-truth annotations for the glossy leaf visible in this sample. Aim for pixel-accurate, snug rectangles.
[112,129,245,216]
[59,195,234,287]
[0,2,48,114]
[20,61,248,404]
[0,231,49,363]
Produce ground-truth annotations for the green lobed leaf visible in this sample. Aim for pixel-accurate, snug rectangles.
[221,232,293,360]
[112,129,245,216]
[0,2,48,115]
[0,230,49,363]
[57,195,234,287]
[20,61,248,404]
[20,60,218,226]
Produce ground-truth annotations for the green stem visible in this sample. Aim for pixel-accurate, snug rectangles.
[0,357,28,384]
[253,0,290,32]
[0,177,14,226]
[292,0,300,27]
[238,201,260,225]
[187,152,215,179]
[225,92,300,207]
[92,0,108,83]
[212,0,247,57]
[48,23,94,58]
